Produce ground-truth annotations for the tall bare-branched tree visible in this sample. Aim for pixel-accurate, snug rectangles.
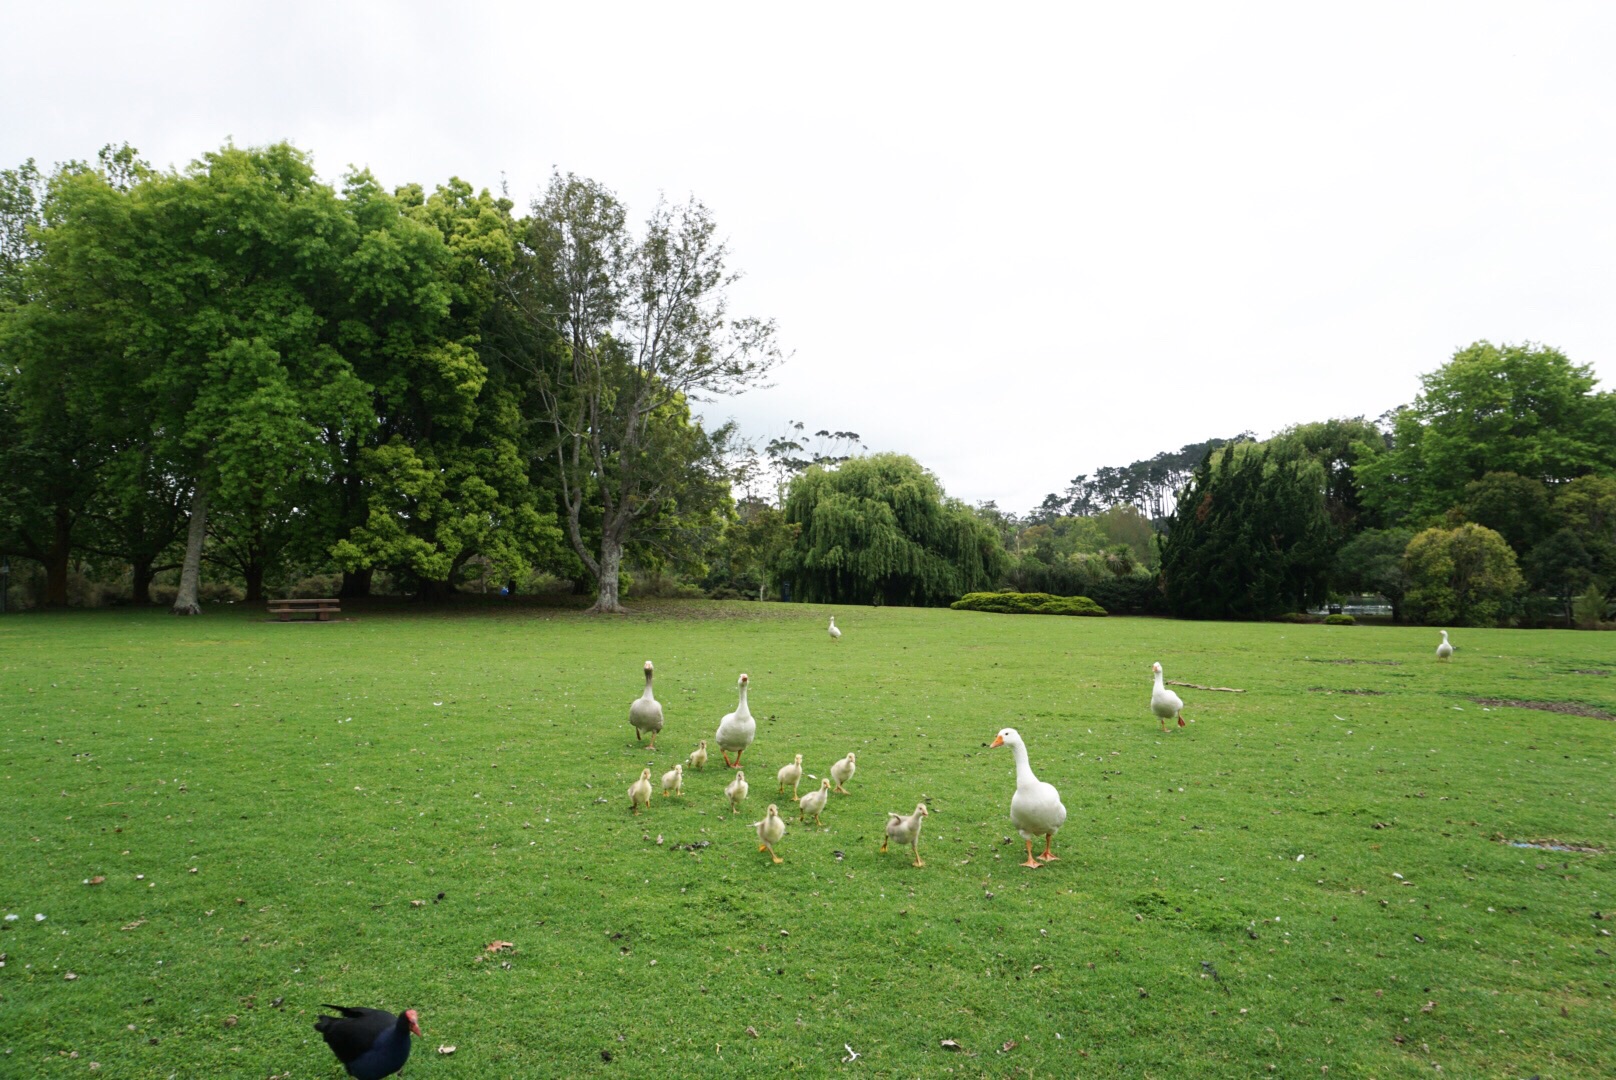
[508,174,781,612]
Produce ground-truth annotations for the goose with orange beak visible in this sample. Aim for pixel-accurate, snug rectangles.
[990,728,1067,869]
[715,673,756,767]
[1151,662,1186,732]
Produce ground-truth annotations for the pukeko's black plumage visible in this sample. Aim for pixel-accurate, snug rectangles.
[314,1004,420,1080]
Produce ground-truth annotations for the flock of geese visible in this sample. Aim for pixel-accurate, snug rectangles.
[624,615,1452,871]
[624,616,1462,871]
[314,618,1459,1077]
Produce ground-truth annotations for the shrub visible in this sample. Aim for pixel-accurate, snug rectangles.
[284,573,343,599]
[1573,584,1610,630]
[1272,612,1322,624]
[1323,613,1356,625]
[951,591,1107,616]
[1404,523,1525,626]
[1084,573,1167,615]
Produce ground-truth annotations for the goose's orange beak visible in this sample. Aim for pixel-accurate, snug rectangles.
[990,735,1005,748]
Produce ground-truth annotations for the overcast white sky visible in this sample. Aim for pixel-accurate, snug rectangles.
[6,2,1614,512]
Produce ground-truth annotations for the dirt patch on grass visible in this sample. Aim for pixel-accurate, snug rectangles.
[1568,669,1610,676]
[1472,697,1615,721]
[1308,687,1386,696]
[1494,835,1606,854]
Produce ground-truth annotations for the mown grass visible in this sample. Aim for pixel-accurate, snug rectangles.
[1,600,1613,1078]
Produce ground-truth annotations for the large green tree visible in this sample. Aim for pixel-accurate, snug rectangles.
[1161,444,1334,619]
[505,174,779,612]
[1268,417,1385,529]
[1455,471,1555,555]
[329,176,562,597]
[1355,342,1616,526]
[0,150,140,606]
[778,453,1008,606]
[1553,474,1616,586]
[1523,528,1596,625]
[1333,527,1415,621]
[1402,523,1525,627]
[17,144,376,613]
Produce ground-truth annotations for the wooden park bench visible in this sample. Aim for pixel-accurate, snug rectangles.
[267,597,342,622]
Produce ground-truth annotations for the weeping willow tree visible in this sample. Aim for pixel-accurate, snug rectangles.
[779,453,1008,606]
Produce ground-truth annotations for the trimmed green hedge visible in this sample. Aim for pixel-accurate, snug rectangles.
[951,591,1108,616]
[1323,613,1356,625]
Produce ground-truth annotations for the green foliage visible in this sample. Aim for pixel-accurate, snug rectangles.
[1267,416,1385,528]
[703,498,800,599]
[1161,445,1335,619]
[1035,434,1248,522]
[1456,471,1555,554]
[1555,474,1616,585]
[1403,523,1525,626]
[1333,527,1414,620]
[508,173,778,611]
[1572,583,1609,629]
[951,591,1107,616]
[1082,572,1167,615]
[779,453,1009,606]
[1523,527,1595,623]
[1322,613,1356,625]
[1355,341,1616,525]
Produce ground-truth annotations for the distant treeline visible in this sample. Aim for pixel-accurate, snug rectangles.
[3,145,1613,626]
[978,342,1616,627]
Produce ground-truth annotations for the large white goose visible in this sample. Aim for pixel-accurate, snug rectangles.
[1151,662,1185,732]
[828,616,841,642]
[714,673,756,768]
[990,727,1067,869]
[1436,630,1454,661]
[629,661,664,749]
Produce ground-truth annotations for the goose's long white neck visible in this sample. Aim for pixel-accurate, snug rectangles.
[1009,738,1038,788]
[641,669,655,698]
[736,683,751,717]
[1153,668,1165,691]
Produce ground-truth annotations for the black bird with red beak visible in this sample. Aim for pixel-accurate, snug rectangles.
[314,1004,421,1079]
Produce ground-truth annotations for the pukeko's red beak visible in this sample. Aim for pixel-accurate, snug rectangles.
[405,1009,423,1036]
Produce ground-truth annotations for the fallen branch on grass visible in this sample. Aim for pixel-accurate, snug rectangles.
[1167,680,1245,693]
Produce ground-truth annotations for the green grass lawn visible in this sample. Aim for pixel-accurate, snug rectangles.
[2,600,1613,1078]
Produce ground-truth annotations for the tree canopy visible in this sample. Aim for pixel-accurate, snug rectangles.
[1355,341,1616,526]
[779,454,1008,606]
[1160,444,1334,619]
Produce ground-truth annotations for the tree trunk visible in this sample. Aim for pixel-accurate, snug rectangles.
[131,559,155,605]
[340,568,373,598]
[43,505,72,607]
[243,561,265,604]
[590,537,626,613]
[172,487,208,616]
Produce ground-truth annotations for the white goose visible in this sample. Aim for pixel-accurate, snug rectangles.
[714,673,756,768]
[990,727,1067,868]
[828,616,841,642]
[1151,661,1185,732]
[1436,630,1454,661]
[629,661,664,749]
